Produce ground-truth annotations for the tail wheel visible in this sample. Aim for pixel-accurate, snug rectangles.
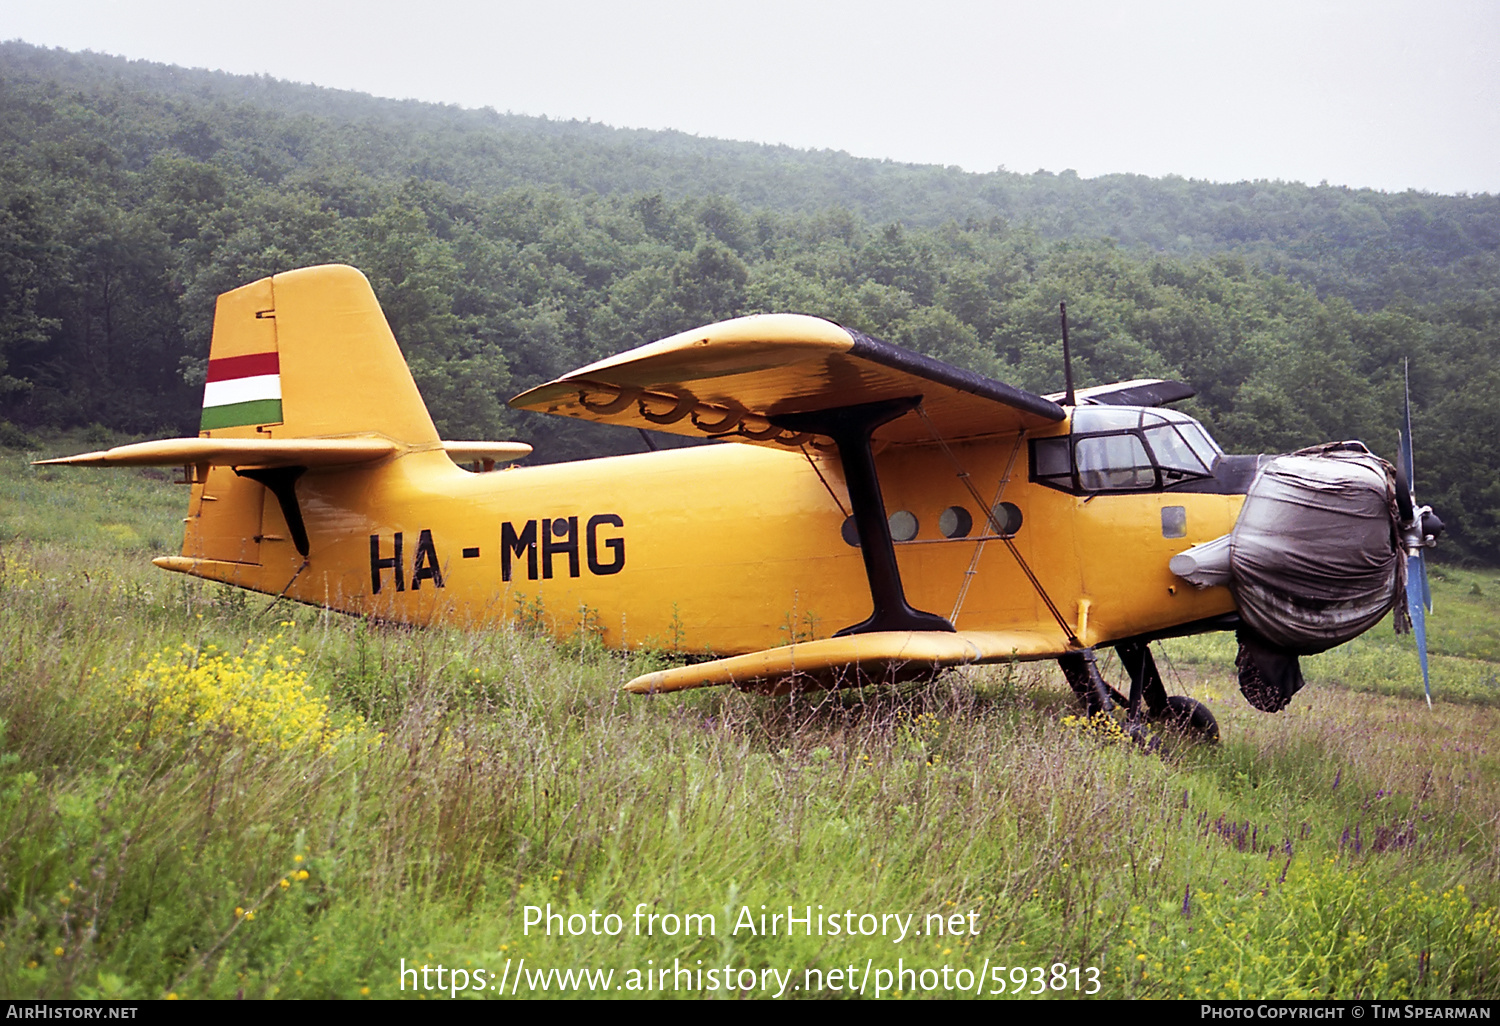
[1159,695,1220,743]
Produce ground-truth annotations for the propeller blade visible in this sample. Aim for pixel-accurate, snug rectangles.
[1395,361,1417,522]
[1407,549,1433,708]
[1399,362,1433,707]
[1399,361,1416,493]
[1415,544,1433,614]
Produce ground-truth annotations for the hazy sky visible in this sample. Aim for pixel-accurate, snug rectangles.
[4,0,1497,195]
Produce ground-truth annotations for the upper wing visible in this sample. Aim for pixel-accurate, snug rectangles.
[622,628,1073,694]
[510,314,1063,447]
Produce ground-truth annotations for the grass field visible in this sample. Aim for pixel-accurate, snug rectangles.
[3,441,1500,1000]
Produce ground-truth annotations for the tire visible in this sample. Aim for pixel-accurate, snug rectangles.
[1160,695,1220,743]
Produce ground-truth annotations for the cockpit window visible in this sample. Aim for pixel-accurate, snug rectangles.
[1030,406,1224,495]
[1076,434,1154,490]
[1176,421,1223,465]
[1070,407,1143,432]
[1144,421,1211,479]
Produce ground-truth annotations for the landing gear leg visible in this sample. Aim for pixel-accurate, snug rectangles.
[1058,649,1122,715]
[1116,640,1219,744]
[1116,640,1169,727]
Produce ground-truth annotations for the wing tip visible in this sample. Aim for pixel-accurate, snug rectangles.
[33,451,110,467]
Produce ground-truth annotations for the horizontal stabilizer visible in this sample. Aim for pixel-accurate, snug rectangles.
[1044,379,1196,407]
[511,314,1063,448]
[622,628,1071,694]
[153,555,261,578]
[37,438,533,470]
[35,437,399,468]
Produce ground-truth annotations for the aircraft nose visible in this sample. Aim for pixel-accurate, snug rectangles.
[1171,445,1403,653]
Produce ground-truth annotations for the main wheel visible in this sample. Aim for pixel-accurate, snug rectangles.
[1159,695,1220,743]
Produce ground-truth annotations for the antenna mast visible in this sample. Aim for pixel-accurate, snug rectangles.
[1059,301,1076,406]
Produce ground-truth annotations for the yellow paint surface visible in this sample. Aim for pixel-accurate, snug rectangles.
[54,264,1249,692]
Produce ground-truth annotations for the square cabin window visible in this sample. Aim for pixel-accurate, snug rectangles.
[1031,436,1072,489]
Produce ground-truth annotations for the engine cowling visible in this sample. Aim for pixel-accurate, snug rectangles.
[1171,442,1403,711]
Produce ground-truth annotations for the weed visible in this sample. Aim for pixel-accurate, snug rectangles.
[512,591,548,635]
[2,437,1499,998]
[124,628,378,754]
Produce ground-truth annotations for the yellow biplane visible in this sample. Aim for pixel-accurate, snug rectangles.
[42,265,1442,737]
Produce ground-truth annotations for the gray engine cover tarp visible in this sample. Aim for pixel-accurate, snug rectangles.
[1227,447,1401,654]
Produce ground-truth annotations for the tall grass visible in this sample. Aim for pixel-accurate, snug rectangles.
[3,447,1500,999]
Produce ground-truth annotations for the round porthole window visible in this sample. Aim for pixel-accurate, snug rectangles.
[888,510,919,542]
[939,505,973,539]
[990,501,1023,537]
[841,515,861,547]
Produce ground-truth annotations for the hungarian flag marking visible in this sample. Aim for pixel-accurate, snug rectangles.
[201,352,283,430]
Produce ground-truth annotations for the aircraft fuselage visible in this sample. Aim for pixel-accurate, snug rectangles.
[167,426,1242,657]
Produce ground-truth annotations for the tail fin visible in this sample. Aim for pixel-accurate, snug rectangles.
[201,265,440,445]
[42,265,527,584]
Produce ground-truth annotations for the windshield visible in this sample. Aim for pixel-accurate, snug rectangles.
[1031,406,1224,494]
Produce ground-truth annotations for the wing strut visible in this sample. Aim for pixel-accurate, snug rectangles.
[772,397,954,637]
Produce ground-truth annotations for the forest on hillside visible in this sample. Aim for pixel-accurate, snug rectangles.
[0,42,1496,562]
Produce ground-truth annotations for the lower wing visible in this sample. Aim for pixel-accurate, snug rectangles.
[623,629,1072,694]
